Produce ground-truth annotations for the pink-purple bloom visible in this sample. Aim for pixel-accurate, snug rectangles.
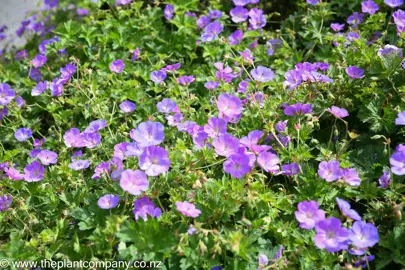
[223,154,251,179]
[37,150,58,165]
[384,0,403,8]
[119,100,136,113]
[177,75,195,85]
[257,152,280,173]
[68,160,90,171]
[217,93,243,118]
[120,169,149,195]
[378,171,391,188]
[31,54,47,68]
[327,106,349,118]
[0,83,15,106]
[139,146,171,176]
[318,160,341,182]
[164,4,174,20]
[250,66,274,83]
[175,201,201,218]
[228,30,243,45]
[201,20,223,42]
[346,66,365,79]
[130,121,165,147]
[336,197,361,221]
[0,195,12,211]
[341,168,361,186]
[150,70,167,83]
[314,217,350,252]
[24,161,45,182]
[295,201,325,229]
[98,194,120,209]
[330,23,345,32]
[212,134,240,157]
[362,0,379,14]
[157,98,177,114]
[15,128,32,142]
[349,221,379,249]
[347,12,365,27]
[230,7,249,23]
[5,167,25,180]
[110,59,125,73]
[133,196,162,221]
[281,162,300,176]
[283,103,313,116]
[390,148,405,175]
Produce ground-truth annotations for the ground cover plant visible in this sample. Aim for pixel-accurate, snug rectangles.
[1,0,405,269]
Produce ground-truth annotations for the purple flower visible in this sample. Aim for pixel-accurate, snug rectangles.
[92,161,111,179]
[346,66,365,79]
[347,12,365,27]
[84,119,107,133]
[15,128,32,142]
[275,120,288,133]
[336,197,361,220]
[295,201,325,229]
[217,93,243,118]
[240,130,263,149]
[393,10,405,27]
[156,98,177,114]
[384,0,403,8]
[119,100,136,113]
[130,47,140,61]
[307,0,319,5]
[204,81,220,89]
[24,161,45,182]
[139,146,171,176]
[5,167,25,180]
[196,16,211,29]
[327,106,349,118]
[187,225,197,235]
[133,196,162,221]
[83,132,101,149]
[258,254,268,268]
[204,117,227,138]
[314,217,350,252]
[354,255,375,269]
[130,121,165,147]
[31,54,47,68]
[362,0,379,14]
[98,194,120,209]
[330,23,345,32]
[249,8,266,30]
[239,49,254,64]
[15,50,28,60]
[0,107,8,121]
[238,79,250,93]
[45,0,59,8]
[390,149,405,175]
[120,169,149,195]
[283,70,302,89]
[116,0,132,5]
[201,20,223,42]
[175,201,201,218]
[250,66,274,83]
[349,221,379,248]
[77,8,89,16]
[68,160,90,171]
[150,70,167,83]
[341,168,361,186]
[164,4,174,20]
[228,30,243,45]
[273,246,284,260]
[212,134,240,157]
[378,171,391,188]
[209,10,222,19]
[378,44,403,58]
[37,150,58,165]
[224,154,251,179]
[230,7,249,23]
[281,162,300,176]
[0,195,12,211]
[318,160,341,182]
[50,78,63,96]
[162,63,181,72]
[284,103,313,116]
[0,83,15,106]
[177,75,195,85]
[15,96,25,108]
[233,0,250,6]
[110,59,125,73]
[257,152,280,173]
[395,111,405,125]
